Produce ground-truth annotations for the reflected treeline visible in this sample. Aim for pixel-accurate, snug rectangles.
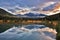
[0,20,60,40]
[0,21,60,40]
[56,21,60,40]
[0,24,23,33]
[0,20,59,33]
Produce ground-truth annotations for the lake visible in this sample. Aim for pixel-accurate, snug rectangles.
[0,24,56,40]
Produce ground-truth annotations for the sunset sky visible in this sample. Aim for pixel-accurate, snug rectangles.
[0,0,60,15]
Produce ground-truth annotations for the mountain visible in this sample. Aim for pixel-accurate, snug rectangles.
[0,8,60,20]
[24,13,47,16]
[45,13,60,20]
[0,8,47,19]
[24,12,47,17]
[24,13,38,16]
[0,8,14,16]
[15,12,47,18]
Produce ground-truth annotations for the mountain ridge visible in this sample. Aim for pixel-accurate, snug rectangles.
[0,8,60,20]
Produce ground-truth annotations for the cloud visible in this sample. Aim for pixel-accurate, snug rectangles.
[37,1,56,10]
[0,0,60,15]
[14,8,31,15]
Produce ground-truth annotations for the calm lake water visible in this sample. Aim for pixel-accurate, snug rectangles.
[0,24,56,40]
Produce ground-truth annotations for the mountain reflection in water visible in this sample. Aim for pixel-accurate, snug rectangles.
[0,24,56,40]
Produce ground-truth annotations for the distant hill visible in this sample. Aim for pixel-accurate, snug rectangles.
[24,12,47,17]
[15,12,47,18]
[0,8,16,20]
[0,8,60,20]
[45,13,60,20]
[0,8,13,16]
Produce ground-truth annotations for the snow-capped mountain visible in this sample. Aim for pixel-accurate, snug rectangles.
[24,13,46,16]
[15,12,47,18]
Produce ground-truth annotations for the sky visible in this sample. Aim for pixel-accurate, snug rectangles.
[0,0,60,8]
[0,0,60,15]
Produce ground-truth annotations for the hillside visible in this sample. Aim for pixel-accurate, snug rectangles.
[45,13,60,20]
[0,8,60,21]
[0,8,13,16]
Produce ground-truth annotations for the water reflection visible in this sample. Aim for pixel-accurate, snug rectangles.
[0,24,56,40]
[24,24,46,29]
